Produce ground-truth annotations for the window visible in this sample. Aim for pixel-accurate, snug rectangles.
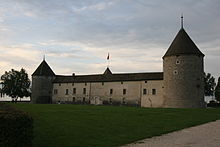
[85,83,87,86]
[54,89,58,95]
[109,98,112,104]
[145,81,147,83]
[121,82,123,84]
[123,89,126,95]
[59,83,61,86]
[122,98,126,104]
[176,60,180,64]
[110,89,113,95]
[83,88,86,94]
[102,82,104,86]
[143,89,147,95]
[152,89,156,95]
[65,89,69,95]
[173,70,178,75]
[83,97,86,102]
[72,97,75,102]
[72,83,74,86]
[73,88,76,94]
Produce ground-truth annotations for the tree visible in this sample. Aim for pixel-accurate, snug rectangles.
[215,77,220,102]
[1,68,31,102]
[0,81,3,98]
[204,73,216,96]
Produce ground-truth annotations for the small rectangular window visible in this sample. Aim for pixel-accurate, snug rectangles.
[72,97,75,102]
[83,97,86,102]
[145,81,147,83]
[143,89,147,95]
[109,98,112,103]
[123,89,126,95]
[121,82,123,84]
[110,89,113,95]
[72,83,74,86]
[152,89,156,95]
[65,89,69,95]
[122,98,126,104]
[73,88,76,94]
[102,82,104,85]
[83,88,86,94]
[85,83,87,86]
[54,89,58,95]
[59,83,61,86]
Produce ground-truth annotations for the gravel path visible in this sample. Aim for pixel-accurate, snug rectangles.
[122,120,220,147]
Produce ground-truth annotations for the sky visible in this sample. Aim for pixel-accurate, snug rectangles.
[0,0,219,80]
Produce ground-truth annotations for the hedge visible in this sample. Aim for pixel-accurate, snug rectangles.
[207,100,220,108]
[0,103,33,147]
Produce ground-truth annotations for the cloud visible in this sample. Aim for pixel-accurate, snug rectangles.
[0,44,41,76]
[0,0,219,79]
[72,1,115,12]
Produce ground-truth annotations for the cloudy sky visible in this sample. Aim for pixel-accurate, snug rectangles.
[0,0,219,79]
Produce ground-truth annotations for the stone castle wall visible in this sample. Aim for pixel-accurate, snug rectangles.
[31,76,55,103]
[52,80,164,107]
[163,55,205,108]
[141,80,164,107]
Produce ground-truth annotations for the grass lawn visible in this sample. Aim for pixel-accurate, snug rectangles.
[11,104,220,147]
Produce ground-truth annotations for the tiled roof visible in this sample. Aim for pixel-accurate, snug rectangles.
[53,72,163,83]
[163,28,204,58]
[32,60,55,76]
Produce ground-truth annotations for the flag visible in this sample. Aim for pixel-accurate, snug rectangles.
[107,53,109,60]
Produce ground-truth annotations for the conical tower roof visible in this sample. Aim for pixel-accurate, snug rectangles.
[103,67,112,75]
[163,28,204,58]
[32,60,55,76]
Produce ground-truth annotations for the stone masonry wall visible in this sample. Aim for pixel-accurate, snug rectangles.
[52,80,164,107]
[31,76,54,104]
[163,55,205,108]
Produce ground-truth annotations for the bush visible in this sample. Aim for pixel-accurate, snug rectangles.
[207,100,220,107]
[0,103,33,147]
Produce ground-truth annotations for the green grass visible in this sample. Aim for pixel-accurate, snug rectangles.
[11,104,220,147]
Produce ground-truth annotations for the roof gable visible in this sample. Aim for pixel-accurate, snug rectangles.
[163,28,204,58]
[103,67,112,75]
[32,60,55,76]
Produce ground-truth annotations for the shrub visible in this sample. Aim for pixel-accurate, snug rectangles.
[0,103,33,147]
[207,100,220,107]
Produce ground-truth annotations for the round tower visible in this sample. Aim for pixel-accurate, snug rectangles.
[31,59,55,104]
[163,18,205,108]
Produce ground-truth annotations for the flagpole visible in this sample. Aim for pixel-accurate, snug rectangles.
[107,52,110,68]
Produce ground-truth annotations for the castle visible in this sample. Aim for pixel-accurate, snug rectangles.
[31,20,205,108]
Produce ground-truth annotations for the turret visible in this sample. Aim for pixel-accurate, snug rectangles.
[163,17,205,108]
[31,59,55,103]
